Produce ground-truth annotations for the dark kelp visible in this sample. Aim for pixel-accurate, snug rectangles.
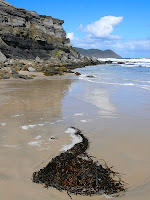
[32,127,126,198]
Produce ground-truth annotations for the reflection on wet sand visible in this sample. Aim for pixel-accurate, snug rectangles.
[0,79,77,200]
[1,77,150,200]
[85,88,117,118]
[0,79,73,121]
[61,80,150,200]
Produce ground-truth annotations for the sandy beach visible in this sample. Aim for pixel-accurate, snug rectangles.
[0,75,150,200]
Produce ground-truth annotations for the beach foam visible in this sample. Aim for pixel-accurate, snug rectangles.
[99,58,150,68]
[35,135,41,140]
[21,123,44,130]
[80,119,87,123]
[60,128,82,151]
[74,113,84,116]
[0,123,6,126]
[28,141,42,147]
[78,63,150,91]
[11,114,24,118]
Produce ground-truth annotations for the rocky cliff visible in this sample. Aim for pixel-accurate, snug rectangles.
[0,1,101,79]
[0,0,72,59]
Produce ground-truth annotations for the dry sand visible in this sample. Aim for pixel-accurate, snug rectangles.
[0,77,150,200]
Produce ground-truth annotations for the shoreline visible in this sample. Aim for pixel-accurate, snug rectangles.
[0,71,150,200]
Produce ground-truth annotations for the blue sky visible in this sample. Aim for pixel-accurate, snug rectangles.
[8,0,150,58]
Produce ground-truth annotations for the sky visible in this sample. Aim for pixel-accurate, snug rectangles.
[7,0,150,58]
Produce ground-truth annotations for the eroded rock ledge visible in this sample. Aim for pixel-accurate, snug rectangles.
[0,1,101,79]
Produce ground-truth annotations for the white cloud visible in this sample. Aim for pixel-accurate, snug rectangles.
[110,40,150,51]
[66,16,150,58]
[69,35,150,58]
[67,32,75,40]
[67,32,79,41]
[83,16,123,39]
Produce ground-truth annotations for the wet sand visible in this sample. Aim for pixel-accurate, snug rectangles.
[0,77,150,200]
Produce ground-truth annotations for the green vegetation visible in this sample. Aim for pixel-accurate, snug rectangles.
[53,49,64,58]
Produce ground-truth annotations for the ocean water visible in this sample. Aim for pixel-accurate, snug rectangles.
[76,58,150,91]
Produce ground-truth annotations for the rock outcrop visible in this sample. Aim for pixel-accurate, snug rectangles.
[0,1,101,79]
[0,1,72,59]
[0,50,6,62]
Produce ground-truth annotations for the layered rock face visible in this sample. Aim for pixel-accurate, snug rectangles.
[0,1,100,79]
[0,1,72,59]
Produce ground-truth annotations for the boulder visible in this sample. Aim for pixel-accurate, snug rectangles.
[35,56,43,63]
[18,75,33,80]
[98,60,106,64]
[44,68,62,76]
[117,62,125,64]
[90,56,100,65]
[87,75,95,78]
[75,72,81,76]
[61,56,68,63]
[91,56,98,63]
[0,51,6,63]
[11,70,19,79]
[28,67,36,72]
[105,61,113,64]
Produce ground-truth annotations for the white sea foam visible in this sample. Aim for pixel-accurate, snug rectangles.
[35,135,41,140]
[140,86,150,91]
[21,123,45,130]
[79,75,136,87]
[56,120,63,123]
[81,75,150,91]
[28,125,37,128]
[60,128,82,151]
[74,113,84,116]
[79,75,150,91]
[99,58,150,62]
[28,141,42,146]
[38,147,50,151]
[80,120,87,123]
[11,114,24,118]
[0,123,6,126]
[11,115,20,117]
[21,125,29,130]
[99,58,150,68]
[38,123,44,126]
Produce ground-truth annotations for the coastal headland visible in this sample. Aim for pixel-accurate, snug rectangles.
[0,0,103,80]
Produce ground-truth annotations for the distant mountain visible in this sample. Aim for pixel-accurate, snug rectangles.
[74,47,122,59]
